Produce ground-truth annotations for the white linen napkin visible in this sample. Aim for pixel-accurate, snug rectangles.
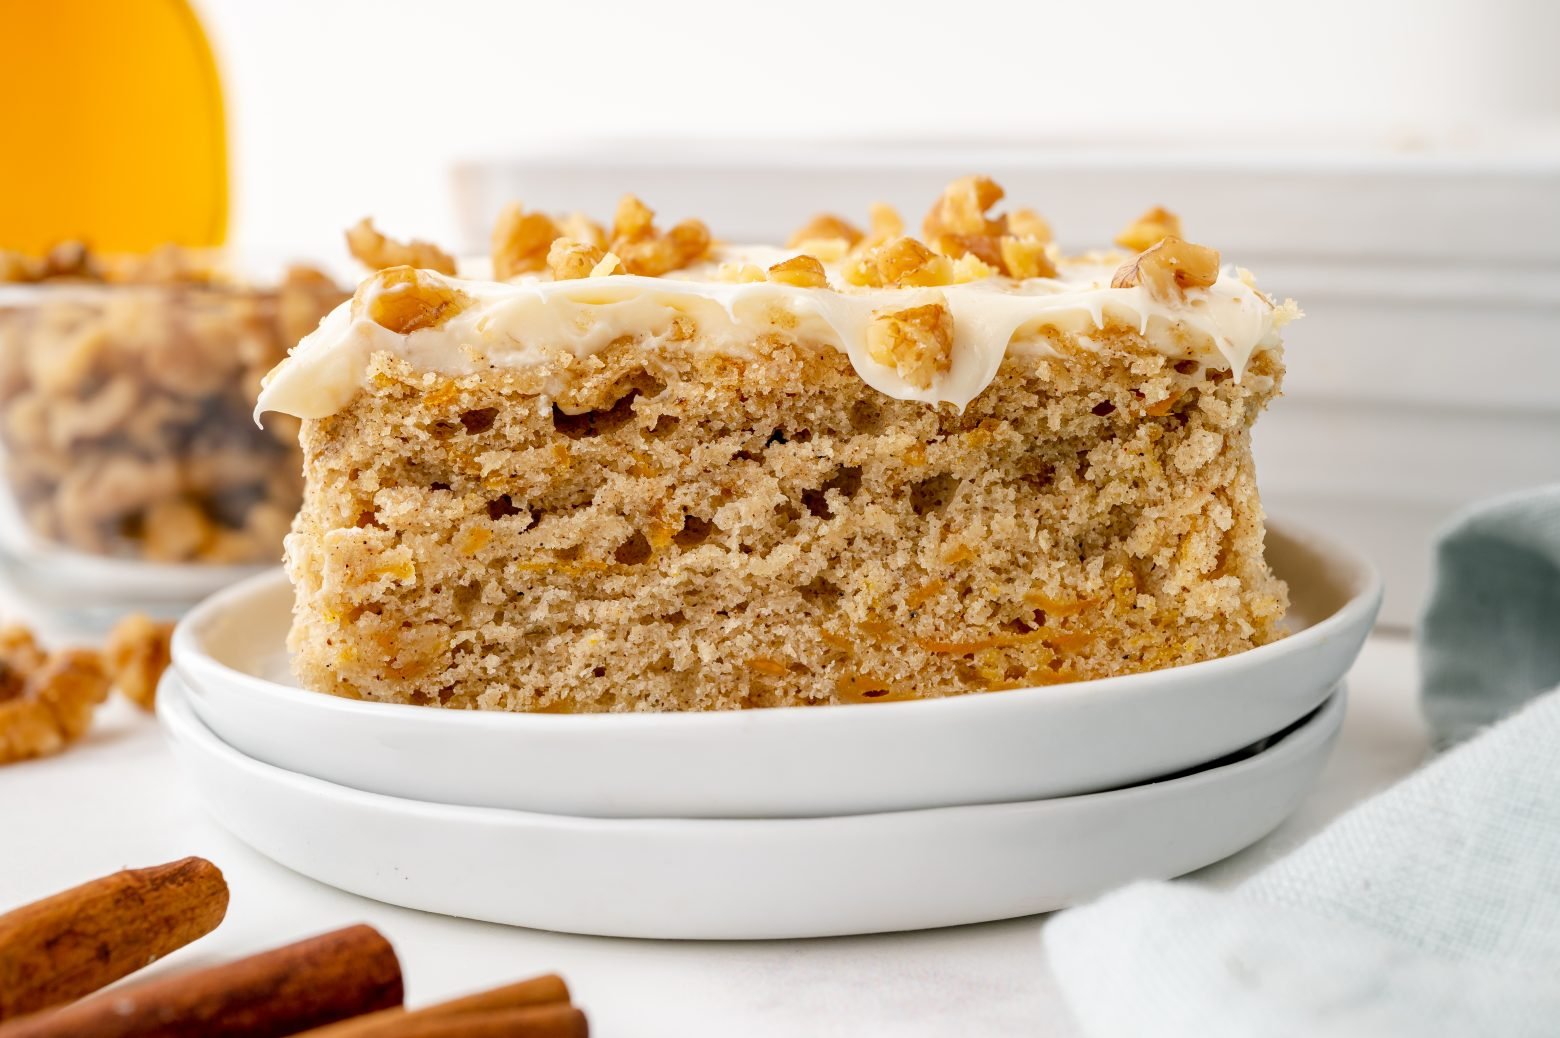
[1044,487,1560,1036]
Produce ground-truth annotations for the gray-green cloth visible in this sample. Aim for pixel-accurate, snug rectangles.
[1420,485,1560,746]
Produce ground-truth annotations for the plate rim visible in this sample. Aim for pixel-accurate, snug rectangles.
[157,671,1347,827]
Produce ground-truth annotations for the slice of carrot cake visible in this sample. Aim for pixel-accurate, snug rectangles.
[259,177,1295,712]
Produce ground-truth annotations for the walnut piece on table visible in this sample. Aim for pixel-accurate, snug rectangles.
[105,613,175,713]
[0,627,111,766]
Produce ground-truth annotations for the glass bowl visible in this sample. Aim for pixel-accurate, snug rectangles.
[0,258,345,618]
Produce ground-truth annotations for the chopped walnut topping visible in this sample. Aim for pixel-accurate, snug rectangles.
[923,175,1007,241]
[547,238,609,281]
[865,297,954,389]
[949,253,997,283]
[788,237,851,263]
[1115,206,1184,253]
[862,203,905,250]
[591,252,625,277]
[1007,207,1053,243]
[0,627,111,765]
[558,212,608,250]
[612,194,656,241]
[104,613,173,712]
[715,262,767,283]
[356,266,471,334]
[607,195,712,277]
[786,214,863,249]
[845,236,954,289]
[999,236,1058,280]
[917,176,1059,280]
[491,203,561,280]
[1111,237,1221,301]
[936,233,1004,270]
[767,255,829,288]
[345,218,457,276]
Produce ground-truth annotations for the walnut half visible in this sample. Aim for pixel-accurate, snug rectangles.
[355,266,471,334]
[1111,237,1221,302]
[0,628,111,765]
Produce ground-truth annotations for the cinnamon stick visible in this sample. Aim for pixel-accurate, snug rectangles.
[0,923,403,1038]
[295,974,571,1037]
[358,1005,587,1038]
[0,857,229,1021]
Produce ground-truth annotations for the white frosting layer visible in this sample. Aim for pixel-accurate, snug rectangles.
[257,248,1289,420]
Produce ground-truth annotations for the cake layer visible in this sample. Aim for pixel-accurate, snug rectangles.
[286,333,1286,711]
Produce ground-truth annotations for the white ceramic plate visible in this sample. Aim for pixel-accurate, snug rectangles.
[171,518,1377,819]
[160,674,1345,939]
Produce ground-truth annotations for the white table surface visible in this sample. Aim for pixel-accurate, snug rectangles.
[0,633,1426,1037]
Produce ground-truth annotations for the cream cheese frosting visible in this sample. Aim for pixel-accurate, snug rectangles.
[257,246,1293,421]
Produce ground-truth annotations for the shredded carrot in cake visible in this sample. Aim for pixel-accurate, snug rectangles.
[905,579,946,610]
[747,656,790,678]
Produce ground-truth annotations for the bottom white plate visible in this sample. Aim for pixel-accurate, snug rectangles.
[160,674,1344,940]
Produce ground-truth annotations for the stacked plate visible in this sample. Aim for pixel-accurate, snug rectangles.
[161,519,1380,939]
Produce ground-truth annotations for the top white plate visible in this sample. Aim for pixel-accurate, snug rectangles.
[171,519,1380,819]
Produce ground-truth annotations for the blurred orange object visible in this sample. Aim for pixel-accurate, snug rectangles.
[0,0,227,255]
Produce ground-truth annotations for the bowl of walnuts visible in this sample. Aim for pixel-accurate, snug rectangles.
[0,243,346,614]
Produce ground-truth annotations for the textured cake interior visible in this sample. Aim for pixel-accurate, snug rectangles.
[285,326,1287,711]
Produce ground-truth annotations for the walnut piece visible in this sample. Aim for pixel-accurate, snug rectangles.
[923,175,1007,240]
[491,203,561,280]
[999,236,1058,280]
[865,298,954,389]
[1115,206,1184,253]
[607,194,712,277]
[715,262,766,283]
[104,613,174,713]
[1007,207,1053,242]
[917,177,1057,279]
[557,212,608,250]
[345,218,457,276]
[935,233,1004,270]
[0,627,111,765]
[356,266,471,334]
[844,237,954,289]
[767,255,829,288]
[862,203,905,251]
[547,238,608,281]
[1111,237,1221,301]
[786,214,863,249]
[591,252,626,277]
[142,497,214,562]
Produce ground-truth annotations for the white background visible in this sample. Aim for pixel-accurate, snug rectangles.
[197,0,1560,259]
